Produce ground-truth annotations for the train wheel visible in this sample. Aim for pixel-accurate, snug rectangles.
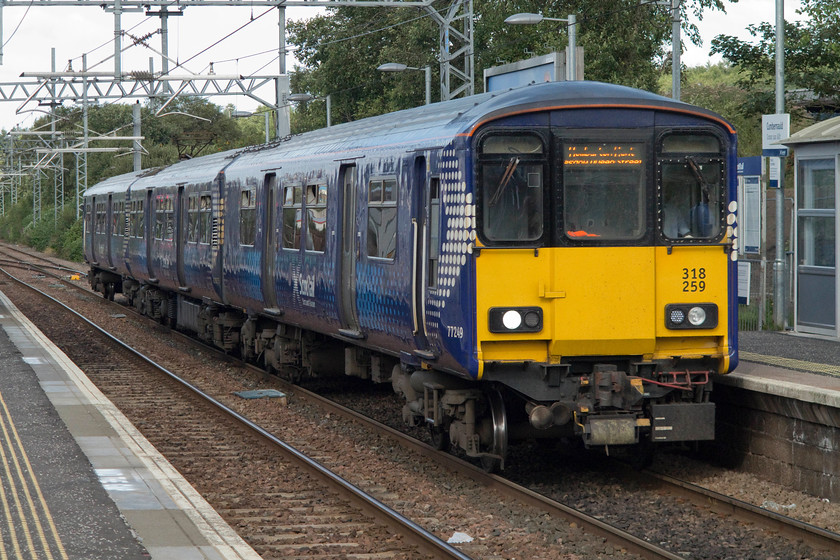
[479,389,508,473]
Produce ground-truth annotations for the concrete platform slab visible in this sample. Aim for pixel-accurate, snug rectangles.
[0,290,260,560]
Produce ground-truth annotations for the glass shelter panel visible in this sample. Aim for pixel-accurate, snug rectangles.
[798,159,835,210]
[796,157,837,333]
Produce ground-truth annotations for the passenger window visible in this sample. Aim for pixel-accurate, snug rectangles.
[154,196,174,241]
[563,142,645,241]
[367,178,397,259]
[478,133,545,243]
[187,195,199,243]
[130,200,145,238]
[240,189,256,246]
[305,184,328,253]
[283,185,303,249]
[659,134,724,241]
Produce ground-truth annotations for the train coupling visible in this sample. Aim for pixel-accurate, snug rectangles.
[582,414,641,446]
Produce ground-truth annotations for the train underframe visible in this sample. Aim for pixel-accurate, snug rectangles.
[93,272,716,471]
[393,358,716,471]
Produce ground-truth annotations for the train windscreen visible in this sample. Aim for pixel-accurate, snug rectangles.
[562,142,646,241]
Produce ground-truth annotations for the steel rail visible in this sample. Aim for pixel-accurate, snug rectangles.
[8,246,839,558]
[242,365,686,560]
[0,244,88,277]
[0,252,680,559]
[646,471,840,556]
[0,266,474,560]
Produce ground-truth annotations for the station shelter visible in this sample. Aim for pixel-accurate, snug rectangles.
[781,116,840,337]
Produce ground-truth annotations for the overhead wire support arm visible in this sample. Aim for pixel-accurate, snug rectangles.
[0,1,436,7]
[11,73,279,113]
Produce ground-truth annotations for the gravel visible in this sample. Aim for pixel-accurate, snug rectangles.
[3,244,840,560]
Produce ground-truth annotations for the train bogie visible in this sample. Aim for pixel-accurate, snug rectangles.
[84,81,738,469]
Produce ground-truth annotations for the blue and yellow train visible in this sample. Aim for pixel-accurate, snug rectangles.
[84,81,739,469]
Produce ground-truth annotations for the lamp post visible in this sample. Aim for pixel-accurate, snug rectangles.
[377,63,432,105]
[645,0,682,100]
[287,93,332,128]
[504,12,578,81]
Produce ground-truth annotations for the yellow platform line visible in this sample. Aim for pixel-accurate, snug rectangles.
[0,390,68,560]
[740,351,840,379]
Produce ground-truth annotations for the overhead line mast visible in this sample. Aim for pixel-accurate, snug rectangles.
[0,0,474,101]
[0,0,473,219]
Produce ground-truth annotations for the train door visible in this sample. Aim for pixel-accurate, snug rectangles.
[86,197,97,264]
[551,132,657,355]
[262,173,279,312]
[412,155,433,357]
[146,189,155,281]
[339,164,362,337]
[176,185,187,289]
[106,194,114,269]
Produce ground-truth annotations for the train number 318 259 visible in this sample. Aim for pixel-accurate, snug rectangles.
[682,267,706,292]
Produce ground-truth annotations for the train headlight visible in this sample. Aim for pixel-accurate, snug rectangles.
[489,307,543,333]
[502,310,522,329]
[669,308,686,325]
[665,303,718,330]
[687,306,707,326]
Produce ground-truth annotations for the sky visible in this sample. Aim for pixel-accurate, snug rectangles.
[0,0,809,132]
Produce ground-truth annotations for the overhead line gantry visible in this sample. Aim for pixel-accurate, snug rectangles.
[0,0,473,219]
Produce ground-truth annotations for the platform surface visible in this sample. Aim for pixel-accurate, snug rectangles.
[728,330,840,408]
[0,290,260,560]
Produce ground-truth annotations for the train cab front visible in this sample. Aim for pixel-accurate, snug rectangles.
[466,122,737,465]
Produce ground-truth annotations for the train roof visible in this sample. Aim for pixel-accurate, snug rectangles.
[237,80,732,157]
[85,81,733,196]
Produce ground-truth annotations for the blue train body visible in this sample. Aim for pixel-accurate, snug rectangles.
[85,81,739,469]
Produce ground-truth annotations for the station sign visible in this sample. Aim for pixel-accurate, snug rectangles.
[738,261,751,306]
[737,157,761,255]
[762,113,790,157]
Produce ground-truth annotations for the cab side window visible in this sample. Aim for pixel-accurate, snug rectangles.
[478,133,545,243]
[659,134,725,241]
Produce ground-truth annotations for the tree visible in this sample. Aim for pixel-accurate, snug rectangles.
[146,97,243,159]
[288,4,439,129]
[678,63,761,156]
[710,0,840,119]
[287,0,734,132]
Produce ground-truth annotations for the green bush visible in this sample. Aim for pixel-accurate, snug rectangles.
[25,207,58,252]
[0,197,84,262]
[0,194,34,243]
[58,216,84,262]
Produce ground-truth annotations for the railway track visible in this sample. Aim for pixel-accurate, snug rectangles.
[1,245,839,559]
[0,264,469,560]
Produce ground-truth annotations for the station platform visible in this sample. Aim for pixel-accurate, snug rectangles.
[728,330,840,407]
[0,290,260,560]
[715,329,840,501]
